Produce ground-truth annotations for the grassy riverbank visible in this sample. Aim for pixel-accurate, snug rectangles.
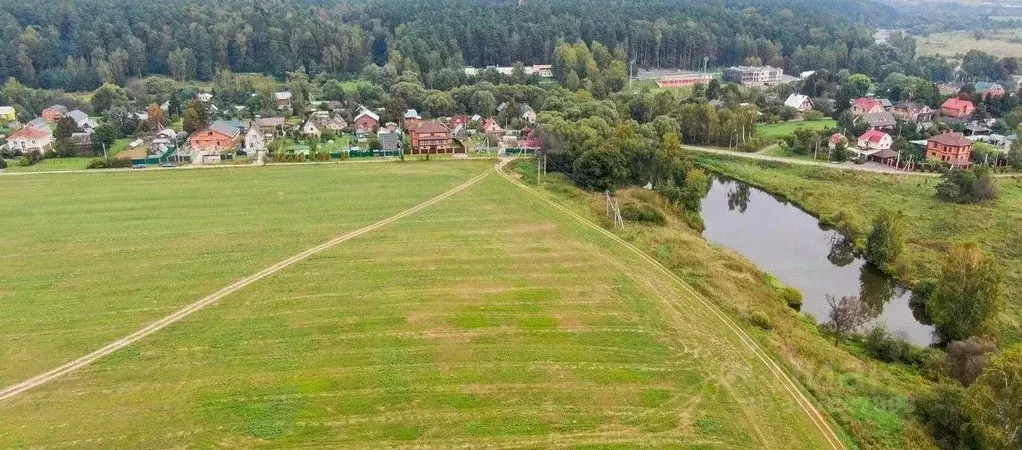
[514,160,937,449]
[696,154,1022,343]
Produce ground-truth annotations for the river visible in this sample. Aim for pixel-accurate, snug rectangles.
[700,177,936,346]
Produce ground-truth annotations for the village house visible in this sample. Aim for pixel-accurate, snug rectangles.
[151,128,178,153]
[275,92,292,110]
[188,120,242,152]
[520,128,542,151]
[256,117,287,135]
[26,117,51,131]
[6,126,52,155]
[783,94,814,112]
[354,108,380,133]
[244,124,266,152]
[891,101,934,123]
[858,111,897,130]
[0,106,16,123]
[519,104,537,123]
[409,122,456,155]
[403,109,422,130]
[927,132,974,166]
[196,92,213,102]
[377,130,401,153]
[383,122,399,133]
[301,120,322,138]
[940,98,975,119]
[448,115,470,131]
[41,105,68,122]
[482,118,504,135]
[974,82,1006,100]
[850,98,885,115]
[66,110,97,133]
[857,129,893,151]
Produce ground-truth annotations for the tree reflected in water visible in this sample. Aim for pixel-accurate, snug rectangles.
[858,263,895,319]
[726,183,751,213]
[827,235,856,267]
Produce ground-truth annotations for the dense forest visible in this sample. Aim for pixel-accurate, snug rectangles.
[0,0,920,92]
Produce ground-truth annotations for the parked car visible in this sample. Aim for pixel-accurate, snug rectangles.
[132,164,147,169]
[160,162,176,168]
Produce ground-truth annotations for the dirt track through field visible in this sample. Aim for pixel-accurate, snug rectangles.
[0,163,500,403]
[497,165,847,450]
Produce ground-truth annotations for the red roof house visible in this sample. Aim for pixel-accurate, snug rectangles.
[850,98,885,115]
[927,132,974,166]
[940,98,976,119]
[856,129,892,151]
[482,118,503,135]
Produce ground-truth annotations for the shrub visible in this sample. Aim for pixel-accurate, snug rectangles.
[915,382,982,449]
[0,158,6,169]
[780,287,803,310]
[750,311,772,330]
[805,110,825,121]
[620,202,667,225]
[946,336,997,386]
[86,157,132,169]
[17,156,34,167]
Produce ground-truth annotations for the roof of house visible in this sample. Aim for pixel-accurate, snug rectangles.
[929,132,972,147]
[783,94,812,109]
[974,82,1004,92]
[27,117,50,129]
[878,98,893,108]
[404,109,420,119]
[851,97,883,110]
[497,102,508,111]
[520,104,535,114]
[355,108,380,121]
[275,91,292,100]
[0,106,14,115]
[45,105,68,114]
[893,101,929,112]
[209,120,243,138]
[257,117,286,127]
[941,98,975,110]
[156,128,177,139]
[830,133,845,144]
[415,122,450,134]
[67,109,89,122]
[860,111,896,127]
[858,129,890,144]
[874,148,899,159]
[8,126,51,141]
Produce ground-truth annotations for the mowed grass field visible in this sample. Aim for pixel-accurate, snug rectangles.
[0,161,491,386]
[0,162,834,447]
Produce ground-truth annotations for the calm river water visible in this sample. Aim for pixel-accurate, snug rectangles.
[700,177,936,346]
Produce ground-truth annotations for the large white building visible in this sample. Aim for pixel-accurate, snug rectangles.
[722,66,784,86]
[464,64,553,78]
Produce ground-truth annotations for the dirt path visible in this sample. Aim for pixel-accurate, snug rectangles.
[0,162,502,403]
[497,165,847,450]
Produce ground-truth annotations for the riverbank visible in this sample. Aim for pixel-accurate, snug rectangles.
[512,160,937,449]
[696,153,1022,344]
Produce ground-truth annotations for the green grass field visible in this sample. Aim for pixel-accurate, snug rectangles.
[698,154,1022,342]
[756,120,838,140]
[0,161,836,447]
[1,157,97,173]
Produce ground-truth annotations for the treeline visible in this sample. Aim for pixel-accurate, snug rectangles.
[0,0,922,92]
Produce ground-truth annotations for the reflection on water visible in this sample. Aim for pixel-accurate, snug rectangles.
[702,177,936,345]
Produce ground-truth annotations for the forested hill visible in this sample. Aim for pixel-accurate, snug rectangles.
[0,0,901,91]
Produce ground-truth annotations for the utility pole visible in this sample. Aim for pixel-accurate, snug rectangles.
[703,56,709,73]
[103,142,107,158]
[628,60,634,91]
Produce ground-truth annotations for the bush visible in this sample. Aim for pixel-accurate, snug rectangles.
[780,287,803,310]
[0,158,6,169]
[17,156,34,167]
[86,157,132,169]
[620,202,667,225]
[750,311,772,330]
[915,382,982,449]
[865,326,913,363]
[805,110,825,121]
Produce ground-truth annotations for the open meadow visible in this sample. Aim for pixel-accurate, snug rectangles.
[697,154,1022,343]
[0,161,838,447]
[756,119,838,141]
[916,28,1022,58]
